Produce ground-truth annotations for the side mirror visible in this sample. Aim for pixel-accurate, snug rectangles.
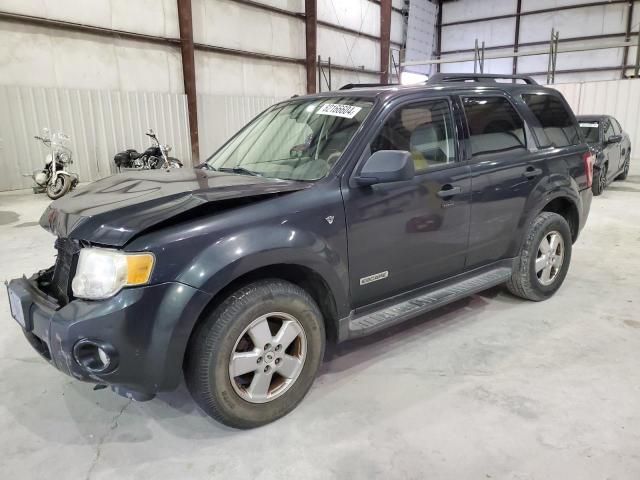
[353,150,415,186]
[607,134,622,144]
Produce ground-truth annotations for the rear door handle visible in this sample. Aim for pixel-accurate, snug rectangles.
[523,167,543,179]
[437,185,462,198]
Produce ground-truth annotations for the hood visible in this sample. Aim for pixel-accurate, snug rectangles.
[40,168,311,246]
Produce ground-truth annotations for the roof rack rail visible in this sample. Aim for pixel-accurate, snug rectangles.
[339,82,396,90]
[427,73,537,85]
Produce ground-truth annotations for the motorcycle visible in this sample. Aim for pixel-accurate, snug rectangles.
[113,129,183,171]
[29,128,79,200]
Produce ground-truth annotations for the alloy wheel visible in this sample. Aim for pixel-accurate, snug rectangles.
[228,312,307,404]
[535,230,565,286]
[599,164,607,192]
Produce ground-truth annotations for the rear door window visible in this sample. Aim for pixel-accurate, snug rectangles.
[462,96,526,157]
[604,120,615,141]
[522,93,580,147]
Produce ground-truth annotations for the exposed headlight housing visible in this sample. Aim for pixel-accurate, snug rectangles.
[71,248,155,299]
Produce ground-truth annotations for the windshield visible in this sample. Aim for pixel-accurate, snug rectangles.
[579,122,600,143]
[206,97,374,181]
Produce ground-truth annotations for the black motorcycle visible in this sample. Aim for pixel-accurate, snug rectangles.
[114,129,183,171]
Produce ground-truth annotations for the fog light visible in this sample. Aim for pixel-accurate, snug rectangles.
[73,339,118,373]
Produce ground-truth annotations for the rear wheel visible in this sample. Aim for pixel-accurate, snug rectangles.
[592,163,607,196]
[507,212,572,301]
[184,279,325,429]
[617,154,630,181]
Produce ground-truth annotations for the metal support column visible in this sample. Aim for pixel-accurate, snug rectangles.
[177,0,198,163]
[622,1,634,78]
[513,0,522,75]
[305,0,317,93]
[380,0,392,83]
[635,29,640,77]
[546,28,559,84]
[436,0,443,73]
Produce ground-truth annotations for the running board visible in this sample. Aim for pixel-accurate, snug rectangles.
[341,266,513,340]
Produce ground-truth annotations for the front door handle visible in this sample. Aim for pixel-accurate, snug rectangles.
[523,167,543,179]
[437,185,462,198]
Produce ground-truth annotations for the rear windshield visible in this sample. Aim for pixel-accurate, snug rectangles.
[579,121,600,143]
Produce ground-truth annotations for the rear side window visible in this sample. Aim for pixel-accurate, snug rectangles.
[604,120,615,140]
[462,97,526,156]
[522,93,580,147]
[611,117,622,135]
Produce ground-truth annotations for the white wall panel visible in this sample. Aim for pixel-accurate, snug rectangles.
[0,20,184,93]
[442,0,517,23]
[522,0,620,11]
[0,85,191,191]
[441,18,516,51]
[552,79,640,156]
[318,25,379,71]
[192,0,304,59]
[519,5,627,43]
[441,57,514,74]
[197,94,285,160]
[318,0,379,38]
[0,0,179,38]
[391,9,404,44]
[517,47,625,75]
[195,50,305,96]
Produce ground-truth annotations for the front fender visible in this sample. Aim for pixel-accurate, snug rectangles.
[176,225,350,317]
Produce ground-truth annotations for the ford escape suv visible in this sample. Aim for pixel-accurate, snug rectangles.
[7,73,594,428]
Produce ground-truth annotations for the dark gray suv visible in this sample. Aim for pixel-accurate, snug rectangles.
[7,74,594,428]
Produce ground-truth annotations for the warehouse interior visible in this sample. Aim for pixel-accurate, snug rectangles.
[1,0,639,478]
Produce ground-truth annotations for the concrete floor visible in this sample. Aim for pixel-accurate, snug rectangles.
[1,165,639,480]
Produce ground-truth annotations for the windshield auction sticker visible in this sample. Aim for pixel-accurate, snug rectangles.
[316,104,362,119]
[580,122,599,128]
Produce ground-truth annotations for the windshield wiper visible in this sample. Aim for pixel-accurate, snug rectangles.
[217,166,262,177]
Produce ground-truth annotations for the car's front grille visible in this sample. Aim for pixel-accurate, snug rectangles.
[52,237,80,305]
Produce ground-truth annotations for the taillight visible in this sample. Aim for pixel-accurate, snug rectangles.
[583,151,595,188]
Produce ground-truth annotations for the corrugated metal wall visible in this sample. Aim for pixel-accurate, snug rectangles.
[197,94,285,160]
[553,79,640,153]
[0,85,191,192]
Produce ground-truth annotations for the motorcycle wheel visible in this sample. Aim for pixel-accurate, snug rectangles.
[168,157,183,168]
[46,175,72,200]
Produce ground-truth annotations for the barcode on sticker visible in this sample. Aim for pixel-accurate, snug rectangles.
[316,104,362,119]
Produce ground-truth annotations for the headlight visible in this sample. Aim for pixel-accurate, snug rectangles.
[71,248,155,299]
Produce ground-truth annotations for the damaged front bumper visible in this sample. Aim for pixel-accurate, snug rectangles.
[6,273,212,398]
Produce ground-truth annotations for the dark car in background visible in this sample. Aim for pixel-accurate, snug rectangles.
[578,115,631,195]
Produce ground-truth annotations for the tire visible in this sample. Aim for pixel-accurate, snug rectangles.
[168,157,183,168]
[46,174,72,200]
[506,212,572,302]
[616,154,630,181]
[592,163,607,196]
[184,279,326,429]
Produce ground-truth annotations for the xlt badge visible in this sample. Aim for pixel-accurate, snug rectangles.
[360,271,389,285]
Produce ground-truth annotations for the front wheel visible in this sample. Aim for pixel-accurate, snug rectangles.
[46,174,72,199]
[184,279,325,429]
[506,212,572,301]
